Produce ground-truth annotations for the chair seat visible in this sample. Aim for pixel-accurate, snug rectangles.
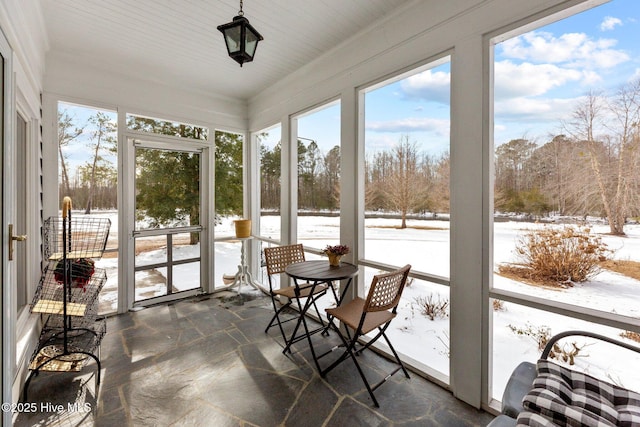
[274,282,328,299]
[326,297,395,334]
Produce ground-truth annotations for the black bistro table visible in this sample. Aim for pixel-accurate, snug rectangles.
[284,260,358,371]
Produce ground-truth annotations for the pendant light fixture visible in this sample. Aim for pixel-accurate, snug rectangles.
[217,0,263,67]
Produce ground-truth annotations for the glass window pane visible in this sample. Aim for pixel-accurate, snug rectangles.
[491,0,640,405]
[363,59,451,278]
[212,129,244,287]
[173,232,200,262]
[174,262,200,292]
[491,301,640,401]
[363,266,450,378]
[126,113,208,141]
[135,235,167,267]
[258,125,281,240]
[58,101,118,315]
[135,270,167,302]
[296,102,341,251]
[214,130,244,230]
[135,147,200,230]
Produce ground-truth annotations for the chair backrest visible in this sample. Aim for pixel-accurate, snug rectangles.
[263,244,306,276]
[363,264,411,313]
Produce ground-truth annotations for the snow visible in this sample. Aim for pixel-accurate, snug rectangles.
[84,211,640,401]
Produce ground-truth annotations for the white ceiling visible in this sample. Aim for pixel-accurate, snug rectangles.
[41,0,414,101]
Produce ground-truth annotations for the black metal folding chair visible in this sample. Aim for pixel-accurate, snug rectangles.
[319,264,412,407]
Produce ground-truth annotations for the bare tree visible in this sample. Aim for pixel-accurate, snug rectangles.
[84,112,117,214]
[322,145,341,209]
[565,83,640,235]
[57,109,84,196]
[431,152,450,213]
[365,150,394,211]
[385,135,427,228]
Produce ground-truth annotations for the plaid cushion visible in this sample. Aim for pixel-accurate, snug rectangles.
[516,411,559,427]
[517,360,640,427]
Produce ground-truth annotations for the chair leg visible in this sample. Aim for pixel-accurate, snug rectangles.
[318,322,382,406]
[265,294,292,346]
[310,295,326,328]
[319,320,353,375]
[321,322,409,407]
[381,330,410,378]
[282,294,311,353]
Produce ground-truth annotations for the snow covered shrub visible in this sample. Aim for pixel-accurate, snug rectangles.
[509,323,552,351]
[514,226,610,284]
[413,294,449,320]
[508,323,584,365]
[492,299,505,311]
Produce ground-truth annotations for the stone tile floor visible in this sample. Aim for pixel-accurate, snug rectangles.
[15,290,495,426]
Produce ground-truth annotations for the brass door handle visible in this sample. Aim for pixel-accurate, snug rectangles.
[9,224,27,261]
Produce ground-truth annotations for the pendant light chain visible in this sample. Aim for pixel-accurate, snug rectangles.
[238,0,244,16]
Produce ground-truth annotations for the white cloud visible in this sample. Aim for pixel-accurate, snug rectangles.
[494,60,589,99]
[499,31,629,69]
[495,96,577,118]
[366,117,450,137]
[493,97,576,144]
[600,16,622,31]
[400,69,451,103]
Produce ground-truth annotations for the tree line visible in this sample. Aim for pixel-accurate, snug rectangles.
[260,134,450,229]
[496,79,640,235]
[59,77,639,236]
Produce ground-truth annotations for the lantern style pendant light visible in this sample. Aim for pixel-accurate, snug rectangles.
[217,0,263,67]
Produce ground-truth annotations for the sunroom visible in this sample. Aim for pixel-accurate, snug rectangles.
[3,0,640,425]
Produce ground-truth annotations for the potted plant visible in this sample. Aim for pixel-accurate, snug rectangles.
[324,244,350,267]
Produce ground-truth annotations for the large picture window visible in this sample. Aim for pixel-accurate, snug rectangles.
[490,0,640,401]
[361,57,451,378]
[57,101,118,314]
[257,125,282,242]
[294,101,341,252]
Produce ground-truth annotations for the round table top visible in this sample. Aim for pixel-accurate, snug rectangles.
[285,260,358,282]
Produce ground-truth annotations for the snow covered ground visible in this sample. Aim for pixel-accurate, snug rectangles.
[88,212,640,401]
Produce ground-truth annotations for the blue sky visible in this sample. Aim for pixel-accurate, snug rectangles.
[493,0,640,145]
[262,0,640,157]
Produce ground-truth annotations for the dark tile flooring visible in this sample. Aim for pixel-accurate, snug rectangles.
[15,290,495,426]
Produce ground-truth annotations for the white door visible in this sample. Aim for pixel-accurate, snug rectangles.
[1,26,16,424]
[130,139,205,307]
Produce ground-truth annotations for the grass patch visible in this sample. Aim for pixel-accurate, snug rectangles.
[498,259,640,289]
[497,265,566,289]
[372,225,448,231]
[599,260,640,282]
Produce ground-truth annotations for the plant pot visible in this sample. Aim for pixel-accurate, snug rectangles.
[234,219,252,238]
[327,253,343,267]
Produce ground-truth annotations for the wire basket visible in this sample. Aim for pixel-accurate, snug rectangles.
[41,298,104,332]
[31,266,107,317]
[44,216,111,261]
[29,318,106,372]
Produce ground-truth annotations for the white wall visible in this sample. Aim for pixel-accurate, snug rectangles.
[45,51,248,130]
